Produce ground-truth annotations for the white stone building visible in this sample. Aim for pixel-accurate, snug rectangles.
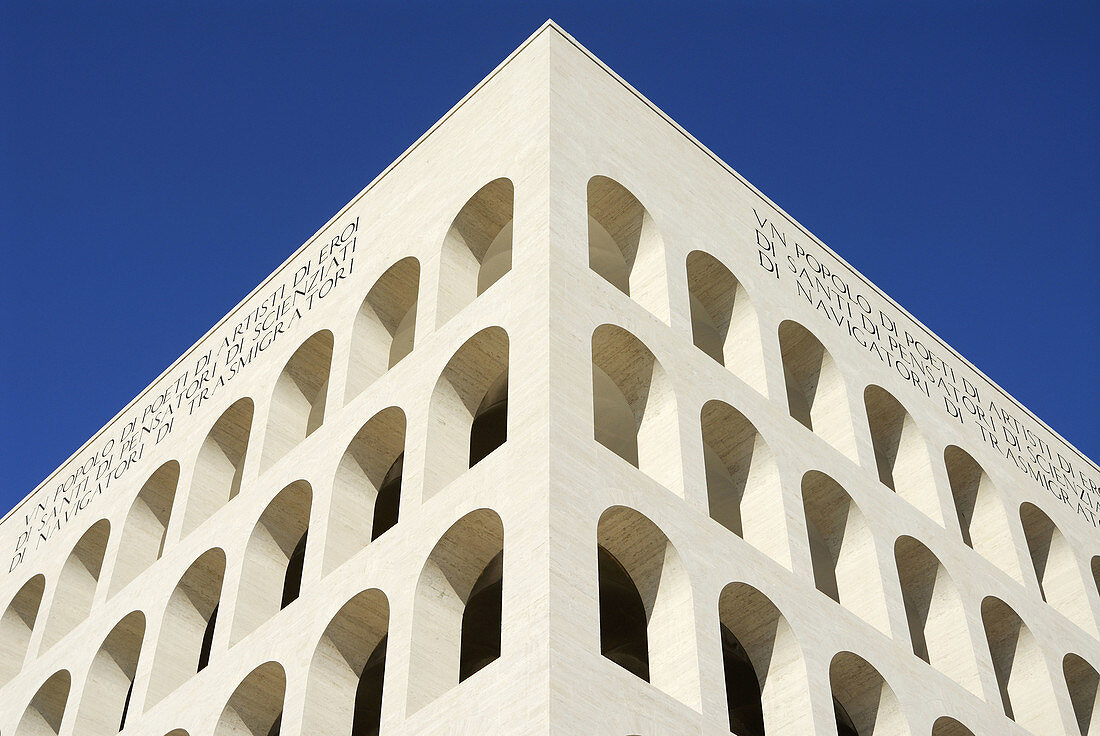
[1,21,1098,736]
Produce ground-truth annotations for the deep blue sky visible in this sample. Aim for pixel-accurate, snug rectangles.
[2,2,1097,513]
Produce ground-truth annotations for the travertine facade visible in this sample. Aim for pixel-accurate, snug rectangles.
[1,21,1098,736]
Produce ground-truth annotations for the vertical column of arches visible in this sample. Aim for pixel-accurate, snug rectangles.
[864,386,942,524]
[301,589,389,735]
[1064,653,1100,735]
[699,400,786,565]
[778,321,858,461]
[407,509,504,713]
[260,330,333,472]
[829,652,908,736]
[109,460,179,597]
[943,446,1022,581]
[1020,502,1096,634]
[146,548,226,707]
[0,574,45,686]
[72,611,145,735]
[893,536,980,694]
[592,325,682,493]
[324,407,406,574]
[423,327,509,500]
[41,519,110,649]
[685,250,767,395]
[717,582,812,736]
[801,471,890,633]
[436,178,514,326]
[184,398,253,536]
[15,669,70,736]
[587,176,670,323]
[597,506,699,709]
[346,257,420,402]
[214,661,285,736]
[230,481,312,645]
[981,596,1062,734]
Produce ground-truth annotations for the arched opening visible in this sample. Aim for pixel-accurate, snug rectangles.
[829,652,908,735]
[1093,556,1100,596]
[700,400,786,565]
[325,407,406,574]
[864,386,941,523]
[72,611,144,735]
[346,257,420,401]
[930,716,975,736]
[685,250,767,395]
[184,397,253,536]
[597,506,699,708]
[260,330,333,472]
[110,460,179,597]
[1020,502,1096,633]
[718,582,812,736]
[592,325,681,492]
[408,509,504,713]
[587,176,669,322]
[778,321,858,460]
[423,327,508,499]
[147,548,226,706]
[893,536,980,693]
[214,661,285,736]
[981,596,1061,734]
[42,519,110,649]
[0,574,45,686]
[802,471,889,633]
[437,178,514,325]
[943,446,1022,581]
[302,589,389,736]
[1064,653,1100,735]
[231,481,312,644]
[15,669,70,736]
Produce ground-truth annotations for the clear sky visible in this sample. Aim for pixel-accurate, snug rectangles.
[1,1,1097,514]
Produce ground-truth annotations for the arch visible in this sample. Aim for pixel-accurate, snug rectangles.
[597,506,699,708]
[72,610,145,735]
[1064,653,1100,735]
[325,407,406,574]
[41,519,110,649]
[592,325,681,492]
[1093,555,1100,596]
[164,731,190,736]
[863,386,941,523]
[685,250,767,395]
[302,589,389,735]
[981,596,1061,733]
[15,669,70,736]
[930,716,975,736]
[423,327,508,499]
[700,400,786,565]
[437,178,514,326]
[587,176,669,322]
[184,397,253,535]
[893,536,980,693]
[147,548,226,706]
[778,321,858,460]
[801,471,889,633]
[214,661,285,736]
[829,652,908,735]
[346,257,420,401]
[408,509,504,713]
[260,330,333,472]
[0,574,45,686]
[230,481,312,644]
[718,582,812,735]
[944,446,1022,581]
[110,460,179,597]
[1020,502,1096,633]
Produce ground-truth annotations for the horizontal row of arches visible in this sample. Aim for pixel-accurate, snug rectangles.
[16,502,1093,735]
